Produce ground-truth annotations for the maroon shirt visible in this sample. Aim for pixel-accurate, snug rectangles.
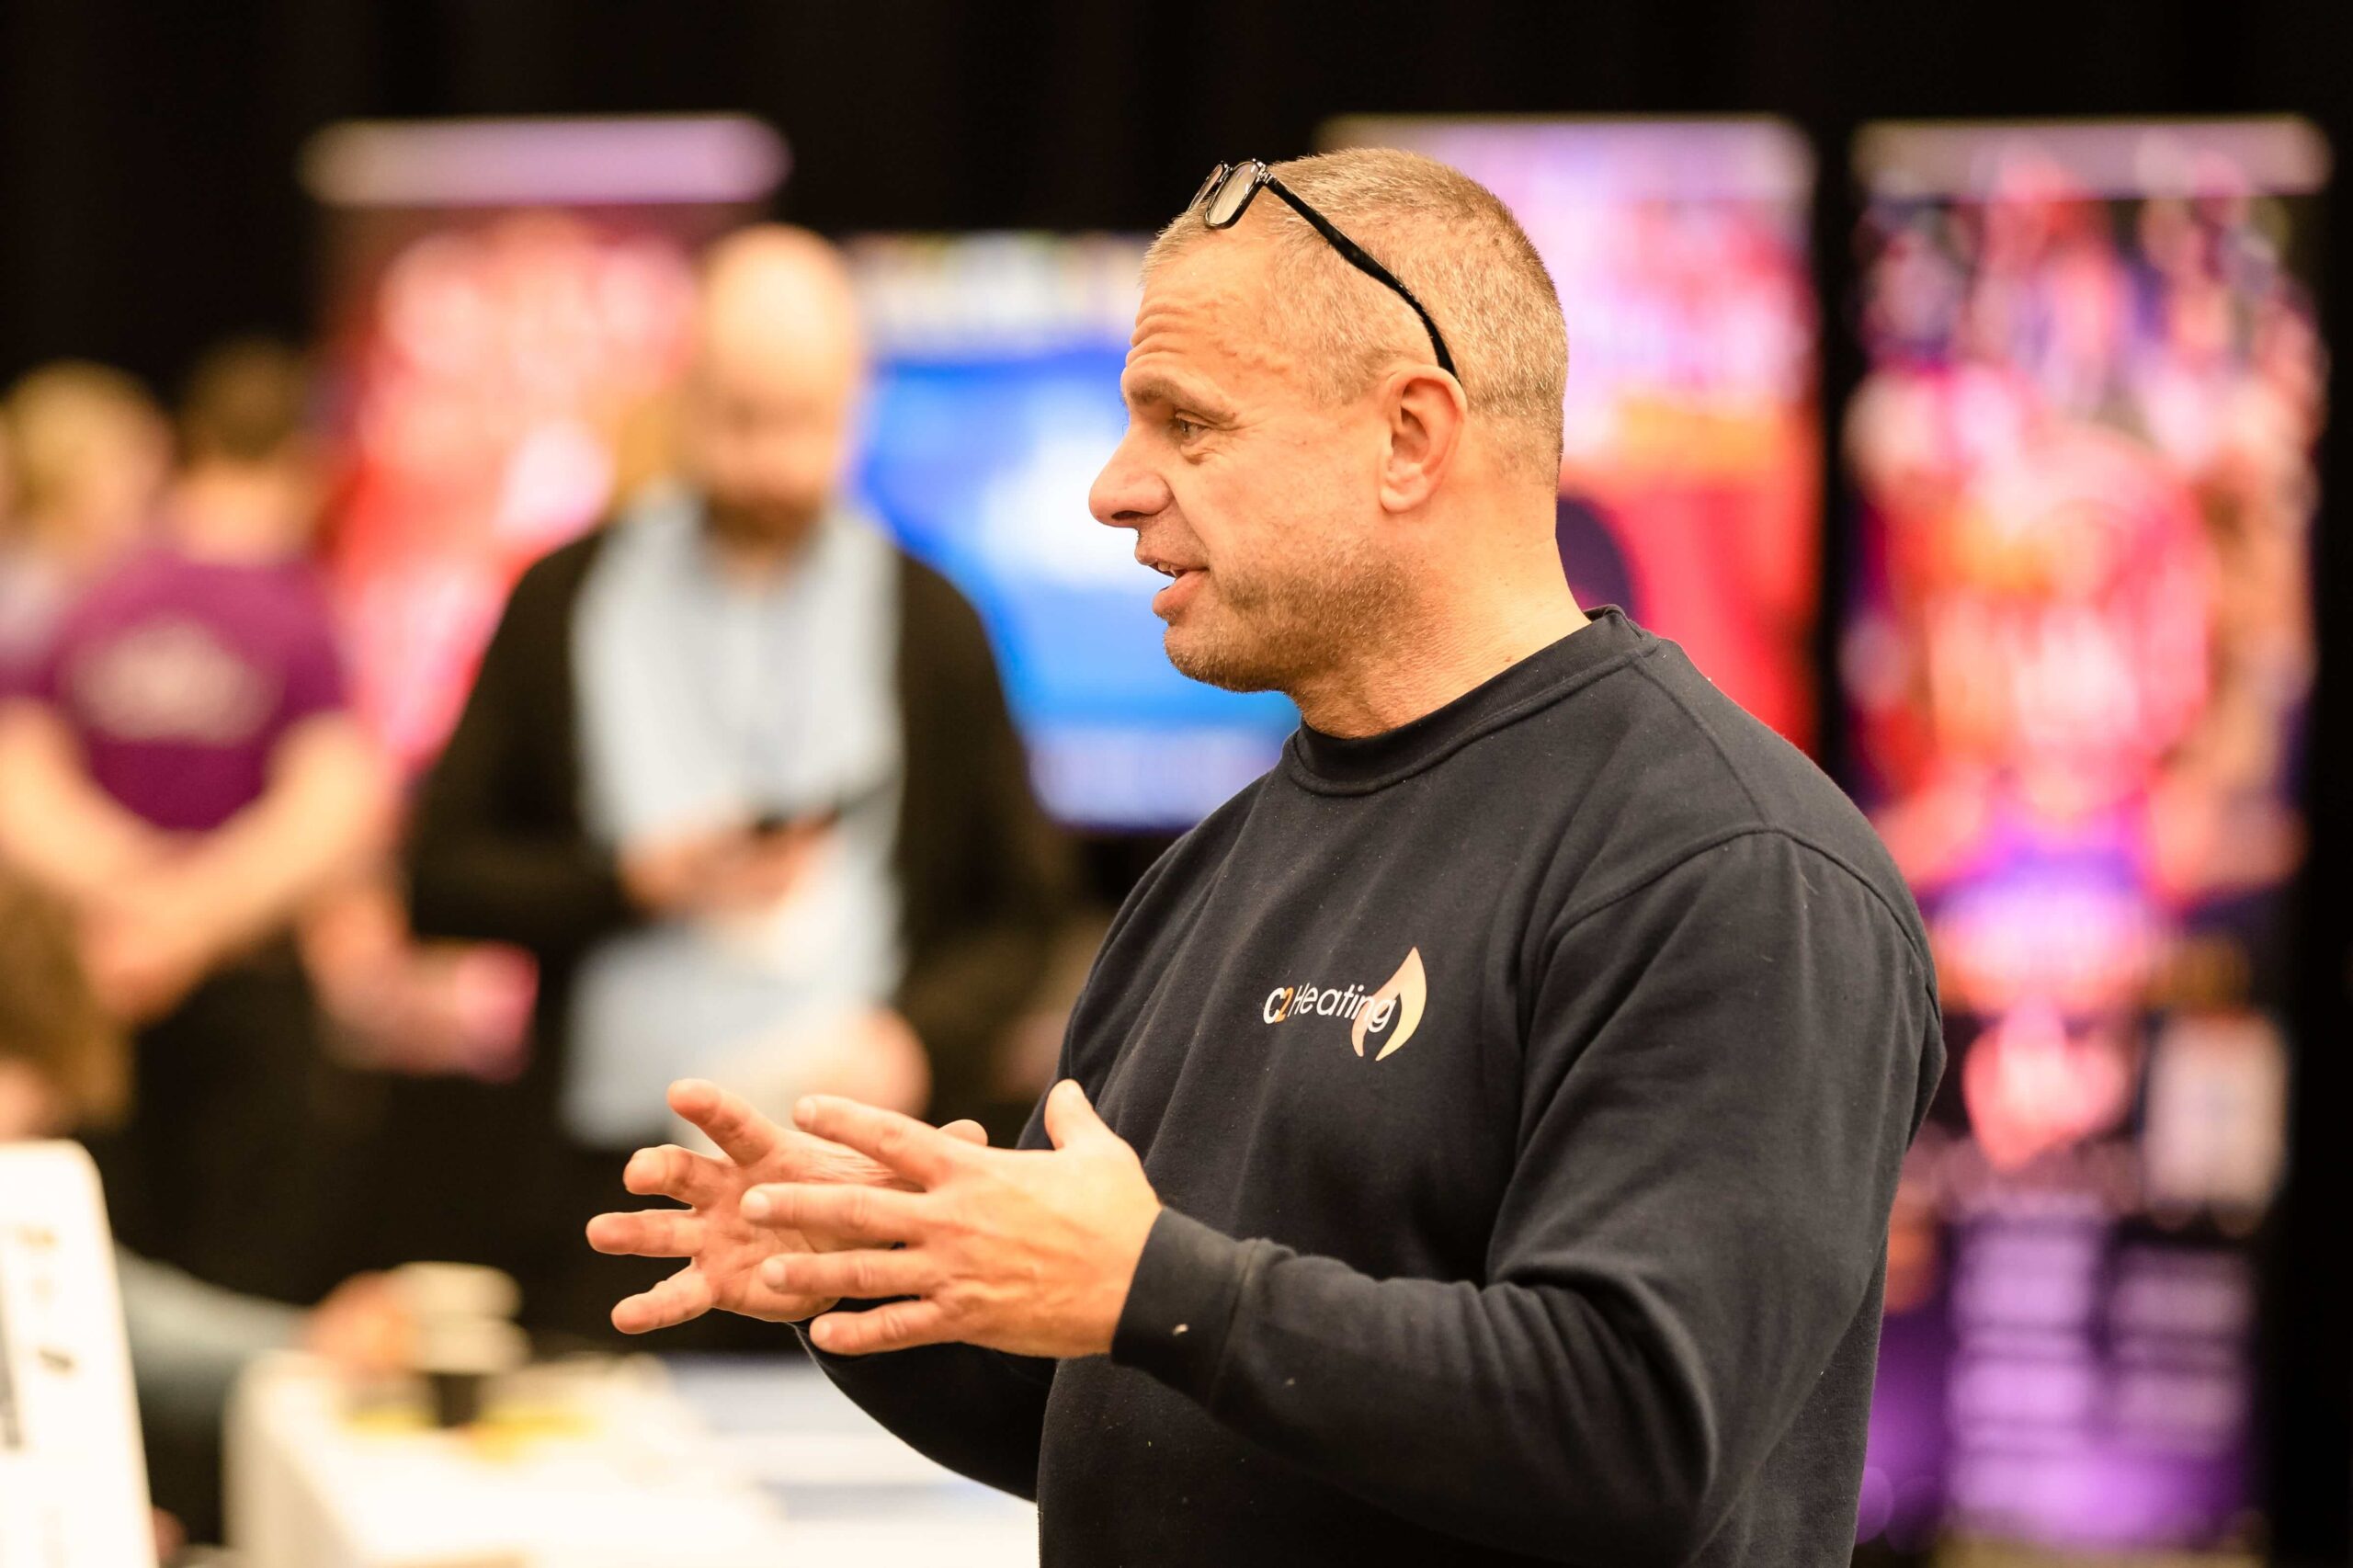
[33,548,347,833]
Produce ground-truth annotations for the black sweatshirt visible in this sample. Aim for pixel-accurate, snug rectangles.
[807,609,1944,1568]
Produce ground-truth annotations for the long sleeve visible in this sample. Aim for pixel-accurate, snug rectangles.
[405,546,639,961]
[117,1246,302,1439]
[1106,831,1943,1566]
[798,1329,1056,1500]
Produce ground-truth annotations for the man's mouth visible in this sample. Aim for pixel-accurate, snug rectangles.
[1137,551,1204,581]
[1140,551,1207,617]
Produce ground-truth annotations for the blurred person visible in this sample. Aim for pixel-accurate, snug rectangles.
[158,341,536,1083]
[405,225,1070,1336]
[0,361,169,691]
[0,869,406,1546]
[0,338,394,1303]
[589,151,1943,1567]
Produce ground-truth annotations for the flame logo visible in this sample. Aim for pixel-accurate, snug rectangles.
[1350,948,1427,1062]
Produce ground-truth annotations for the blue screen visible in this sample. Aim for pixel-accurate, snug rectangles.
[851,236,1298,829]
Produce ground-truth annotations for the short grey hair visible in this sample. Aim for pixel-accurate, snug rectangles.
[1146,148,1567,481]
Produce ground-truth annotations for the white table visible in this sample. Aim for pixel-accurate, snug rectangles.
[227,1351,1037,1567]
[666,1355,1038,1564]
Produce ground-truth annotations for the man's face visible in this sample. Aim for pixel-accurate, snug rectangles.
[1089,235,1404,695]
[67,407,169,553]
[678,326,858,551]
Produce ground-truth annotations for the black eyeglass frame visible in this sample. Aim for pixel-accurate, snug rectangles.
[1188,160,1459,382]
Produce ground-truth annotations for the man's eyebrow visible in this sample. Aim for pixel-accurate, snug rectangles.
[1120,371,1228,417]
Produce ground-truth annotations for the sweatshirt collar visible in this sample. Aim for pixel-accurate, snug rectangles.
[1282,607,1645,794]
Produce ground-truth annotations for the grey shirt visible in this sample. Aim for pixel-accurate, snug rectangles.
[118,1246,299,1438]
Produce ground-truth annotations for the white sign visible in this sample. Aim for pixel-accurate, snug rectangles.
[0,1142,155,1568]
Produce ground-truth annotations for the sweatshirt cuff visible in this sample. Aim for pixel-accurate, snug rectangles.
[1109,1208,1252,1402]
[792,1295,881,1352]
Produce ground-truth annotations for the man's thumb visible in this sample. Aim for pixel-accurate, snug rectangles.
[1043,1079,1108,1151]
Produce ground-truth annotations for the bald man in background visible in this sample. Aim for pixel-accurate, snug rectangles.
[398,227,1070,1337]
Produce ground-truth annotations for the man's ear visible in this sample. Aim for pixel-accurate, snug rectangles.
[1376,367,1468,515]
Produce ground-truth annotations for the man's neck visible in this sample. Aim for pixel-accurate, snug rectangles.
[699,504,823,586]
[1289,531,1586,739]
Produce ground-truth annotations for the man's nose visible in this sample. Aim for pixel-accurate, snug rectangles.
[1088,431,1170,530]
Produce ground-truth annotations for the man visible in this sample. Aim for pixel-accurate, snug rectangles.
[406,226,1070,1334]
[589,153,1943,1564]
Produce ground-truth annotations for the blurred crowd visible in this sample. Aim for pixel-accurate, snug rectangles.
[0,224,1075,1542]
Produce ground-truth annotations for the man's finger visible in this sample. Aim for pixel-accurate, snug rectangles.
[610,1265,714,1335]
[790,1118,979,1187]
[585,1209,704,1258]
[792,1096,972,1187]
[622,1144,726,1206]
[787,1133,912,1191]
[762,1246,935,1301]
[742,1180,929,1243]
[805,1298,955,1358]
[1041,1079,1115,1152]
[668,1078,781,1166]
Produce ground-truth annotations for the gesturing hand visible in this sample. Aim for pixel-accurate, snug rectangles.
[744,1079,1162,1360]
[585,1078,986,1335]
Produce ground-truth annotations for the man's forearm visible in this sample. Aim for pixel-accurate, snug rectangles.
[0,704,166,898]
[166,715,393,955]
[407,830,638,955]
[1109,1212,1766,1567]
[800,1326,1053,1502]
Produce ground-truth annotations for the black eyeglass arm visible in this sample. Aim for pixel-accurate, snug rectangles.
[1264,176,1459,380]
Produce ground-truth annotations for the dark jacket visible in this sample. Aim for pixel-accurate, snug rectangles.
[405,525,1073,1143]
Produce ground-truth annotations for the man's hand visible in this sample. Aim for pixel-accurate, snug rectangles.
[585,1078,986,1335]
[303,1271,413,1378]
[619,821,825,917]
[745,1079,1162,1360]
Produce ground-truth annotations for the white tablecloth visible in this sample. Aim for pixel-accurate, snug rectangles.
[226,1351,1037,1567]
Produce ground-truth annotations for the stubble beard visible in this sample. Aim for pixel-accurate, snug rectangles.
[1164,540,1408,698]
[704,492,825,555]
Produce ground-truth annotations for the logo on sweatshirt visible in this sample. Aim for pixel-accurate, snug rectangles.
[1261,948,1427,1061]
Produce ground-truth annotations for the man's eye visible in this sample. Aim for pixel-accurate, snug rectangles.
[1168,415,1205,443]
